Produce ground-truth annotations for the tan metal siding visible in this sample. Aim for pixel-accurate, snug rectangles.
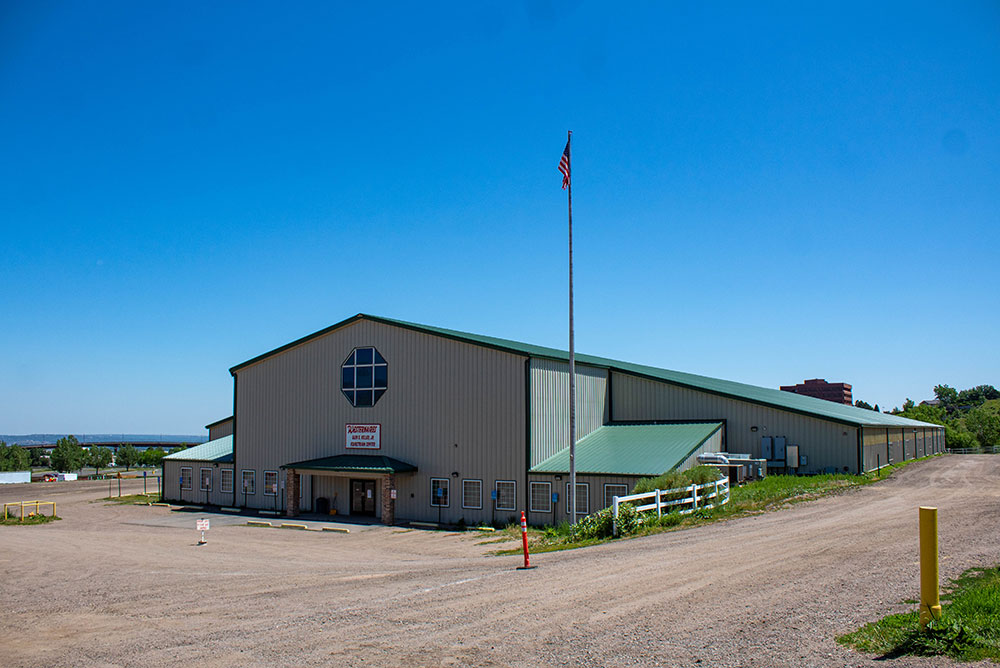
[525,473,640,525]
[888,428,904,463]
[612,372,859,474]
[529,360,608,467]
[208,419,234,441]
[162,459,233,506]
[676,428,724,472]
[234,319,526,525]
[904,428,916,460]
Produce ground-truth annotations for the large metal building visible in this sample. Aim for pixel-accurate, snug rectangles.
[162,314,944,525]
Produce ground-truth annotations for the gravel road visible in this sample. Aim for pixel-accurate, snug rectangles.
[0,455,997,667]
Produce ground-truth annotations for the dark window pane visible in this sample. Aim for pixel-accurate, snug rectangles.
[356,390,374,407]
[344,350,356,365]
[355,347,373,365]
[356,366,373,388]
[374,350,386,364]
[341,389,355,405]
[373,389,386,404]
[342,367,354,389]
[373,365,387,387]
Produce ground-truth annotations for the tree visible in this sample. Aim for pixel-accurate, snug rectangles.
[854,399,874,410]
[50,436,86,473]
[964,404,1000,448]
[116,444,140,471]
[29,448,48,467]
[89,446,113,476]
[934,384,959,411]
[902,398,915,412]
[0,442,31,472]
[141,447,166,467]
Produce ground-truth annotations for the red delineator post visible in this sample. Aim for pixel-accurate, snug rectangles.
[517,510,535,570]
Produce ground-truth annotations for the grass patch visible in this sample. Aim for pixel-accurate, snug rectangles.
[101,493,162,505]
[838,565,1000,662]
[1,514,62,526]
[493,454,941,554]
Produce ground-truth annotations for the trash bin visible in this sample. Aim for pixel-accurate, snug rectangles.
[315,497,329,514]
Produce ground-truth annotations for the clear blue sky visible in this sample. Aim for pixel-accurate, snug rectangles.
[2,1,998,434]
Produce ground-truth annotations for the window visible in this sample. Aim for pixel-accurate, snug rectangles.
[221,469,233,493]
[604,484,628,510]
[566,482,590,517]
[180,467,192,490]
[495,480,516,511]
[529,482,552,513]
[241,470,256,495]
[264,471,278,496]
[342,346,388,407]
[462,479,482,509]
[200,468,212,492]
[430,478,449,507]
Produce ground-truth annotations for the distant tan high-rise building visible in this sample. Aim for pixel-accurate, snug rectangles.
[779,378,852,405]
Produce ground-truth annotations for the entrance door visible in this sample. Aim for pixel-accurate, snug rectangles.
[350,479,376,516]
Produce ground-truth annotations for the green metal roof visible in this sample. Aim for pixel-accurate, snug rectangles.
[530,422,724,476]
[162,435,233,463]
[229,313,941,430]
[281,454,417,474]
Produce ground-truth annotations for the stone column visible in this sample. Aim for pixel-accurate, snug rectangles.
[286,469,300,517]
[381,473,395,526]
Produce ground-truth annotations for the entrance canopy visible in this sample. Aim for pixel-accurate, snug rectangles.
[281,454,417,474]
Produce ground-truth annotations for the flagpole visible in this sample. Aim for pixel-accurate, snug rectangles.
[566,130,576,523]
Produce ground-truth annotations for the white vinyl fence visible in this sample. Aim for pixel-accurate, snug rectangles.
[0,471,31,484]
[947,446,1000,454]
[612,477,730,536]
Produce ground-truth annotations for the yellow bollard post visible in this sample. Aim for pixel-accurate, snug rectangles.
[919,506,942,628]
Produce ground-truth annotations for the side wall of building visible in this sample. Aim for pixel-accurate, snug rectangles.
[162,459,234,506]
[233,319,526,525]
[529,359,608,468]
[611,372,859,473]
[208,419,234,441]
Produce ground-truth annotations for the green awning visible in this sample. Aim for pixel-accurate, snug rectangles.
[530,422,723,476]
[281,454,417,474]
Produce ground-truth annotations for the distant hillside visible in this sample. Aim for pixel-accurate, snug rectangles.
[0,434,208,446]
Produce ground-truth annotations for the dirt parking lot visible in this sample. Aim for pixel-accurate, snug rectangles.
[1,455,998,668]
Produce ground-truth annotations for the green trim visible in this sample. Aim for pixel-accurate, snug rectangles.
[280,454,417,474]
[204,416,233,430]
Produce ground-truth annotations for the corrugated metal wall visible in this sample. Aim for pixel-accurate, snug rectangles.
[529,359,608,467]
[676,428,724,471]
[234,319,526,525]
[612,372,859,473]
[162,459,234,506]
[208,419,234,441]
[888,428,904,463]
[904,429,915,460]
[525,473,640,525]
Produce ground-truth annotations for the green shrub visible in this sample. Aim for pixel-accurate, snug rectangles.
[632,465,721,495]
[570,503,641,540]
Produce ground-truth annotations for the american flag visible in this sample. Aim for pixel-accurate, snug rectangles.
[558,139,570,189]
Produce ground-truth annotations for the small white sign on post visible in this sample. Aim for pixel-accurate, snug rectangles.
[346,423,381,449]
[196,518,209,545]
